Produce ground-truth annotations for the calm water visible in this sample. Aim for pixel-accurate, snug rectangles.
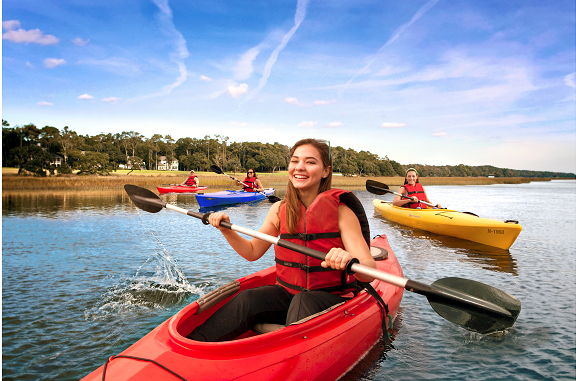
[2,181,575,380]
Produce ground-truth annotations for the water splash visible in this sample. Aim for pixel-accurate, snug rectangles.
[85,210,205,320]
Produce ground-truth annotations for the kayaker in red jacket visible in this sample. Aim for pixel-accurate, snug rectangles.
[234,168,263,192]
[180,170,199,187]
[188,138,377,342]
[392,168,441,209]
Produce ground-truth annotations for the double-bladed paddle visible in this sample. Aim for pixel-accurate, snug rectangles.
[210,165,281,203]
[124,184,521,335]
[366,179,480,216]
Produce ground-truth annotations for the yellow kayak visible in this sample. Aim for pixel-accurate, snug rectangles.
[373,200,522,250]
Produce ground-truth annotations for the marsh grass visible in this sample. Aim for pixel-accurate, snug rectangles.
[2,167,553,192]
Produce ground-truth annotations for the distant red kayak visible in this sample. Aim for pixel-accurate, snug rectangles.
[81,234,404,381]
[156,185,208,194]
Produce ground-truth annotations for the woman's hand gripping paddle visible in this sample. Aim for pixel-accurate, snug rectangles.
[210,165,281,203]
[124,184,521,335]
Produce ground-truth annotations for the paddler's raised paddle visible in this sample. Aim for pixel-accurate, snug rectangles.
[124,184,521,335]
[366,179,479,216]
[210,165,281,203]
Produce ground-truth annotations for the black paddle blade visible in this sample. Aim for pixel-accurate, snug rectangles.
[210,165,224,174]
[268,195,282,203]
[428,277,521,334]
[366,179,391,195]
[124,184,167,213]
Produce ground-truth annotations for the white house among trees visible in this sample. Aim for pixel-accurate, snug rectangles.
[157,156,179,171]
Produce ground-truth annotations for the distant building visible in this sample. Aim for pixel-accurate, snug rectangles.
[50,153,63,167]
[487,174,495,178]
[157,156,179,171]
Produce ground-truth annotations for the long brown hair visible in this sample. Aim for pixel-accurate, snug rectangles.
[281,139,332,234]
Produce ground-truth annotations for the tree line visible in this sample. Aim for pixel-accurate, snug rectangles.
[2,120,574,178]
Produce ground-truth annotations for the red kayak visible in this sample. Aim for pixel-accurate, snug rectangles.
[156,185,208,194]
[81,234,404,381]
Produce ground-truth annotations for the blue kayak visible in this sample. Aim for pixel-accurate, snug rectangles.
[195,188,275,208]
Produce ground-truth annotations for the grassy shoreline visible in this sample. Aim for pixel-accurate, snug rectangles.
[2,167,561,193]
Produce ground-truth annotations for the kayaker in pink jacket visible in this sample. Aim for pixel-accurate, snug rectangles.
[392,168,441,209]
[188,138,377,342]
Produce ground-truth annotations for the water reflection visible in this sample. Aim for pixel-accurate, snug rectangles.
[373,215,518,276]
[2,190,133,217]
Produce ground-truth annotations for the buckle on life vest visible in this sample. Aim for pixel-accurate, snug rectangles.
[297,233,317,241]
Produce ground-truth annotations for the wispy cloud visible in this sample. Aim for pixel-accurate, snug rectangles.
[44,58,66,68]
[200,75,213,82]
[381,122,406,128]
[72,37,89,46]
[314,100,336,106]
[324,122,342,128]
[36,101,53,106]
[129,0,189,102]
[2,20,59,45]
[432,131,450,137]
[285,98,336,107]
[79,57,140,75]
[233,45,263,81]
[298,121,317,128]
[78,94,94,100]
[343,0,439,91]
[246,0,309,101]
[565,72,576,89]
[102,97,121,103]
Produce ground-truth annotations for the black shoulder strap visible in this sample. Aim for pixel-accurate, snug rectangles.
[339,192,370,246]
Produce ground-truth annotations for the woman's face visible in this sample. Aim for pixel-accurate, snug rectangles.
[247,170,254,177]
[288,144,330,191]
[406,170,418,185]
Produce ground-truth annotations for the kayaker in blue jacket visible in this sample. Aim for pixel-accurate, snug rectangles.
[187,138,377,342]
[392,168,441,209]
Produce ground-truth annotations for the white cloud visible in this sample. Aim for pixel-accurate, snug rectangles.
[432,131,450,137]
[324,122,342,128]
[26,61,34,68]
[2,20,59,45]
[380,122,406,128]
[72,37,89,46]
[313,100,336,106]
[36,101,53,106]
[228,83,249,98]
[78,94,94,100]
[565,72,576,89]
[199,75,213,82]
[102,97,121,103]
[230,121,248,127]
[285,97,299,105]
[44,58,66,68]
[298,121,317,128]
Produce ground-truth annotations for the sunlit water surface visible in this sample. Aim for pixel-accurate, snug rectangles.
[2,181,575,380]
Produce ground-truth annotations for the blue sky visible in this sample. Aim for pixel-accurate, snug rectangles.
[3,0,575,173]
